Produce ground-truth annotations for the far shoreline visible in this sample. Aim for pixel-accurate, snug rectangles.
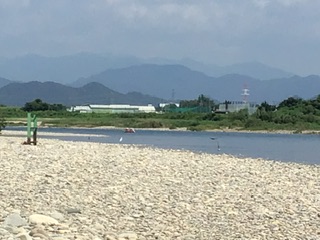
[4,124,320,136]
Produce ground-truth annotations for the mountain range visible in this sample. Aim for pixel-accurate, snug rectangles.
[0,81,165,107]
[0,53,293,84]
[0,53,319,107]
[71,64,320,104]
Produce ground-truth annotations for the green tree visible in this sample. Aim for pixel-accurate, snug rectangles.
[197,94,214,108]
[229,109,249,122]
[259,101,276,112]
[161,104,179,113]
[278,97,303,109]
[22,99,47,111]
[180,99,198,108]
[180,94,214,109]
[49,104,66,111]
[22,99,66,112]
[255,101,276,122]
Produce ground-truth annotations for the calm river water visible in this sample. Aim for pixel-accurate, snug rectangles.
[13,127,319,165]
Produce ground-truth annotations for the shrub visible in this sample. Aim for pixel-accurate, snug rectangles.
[244,118,263,129]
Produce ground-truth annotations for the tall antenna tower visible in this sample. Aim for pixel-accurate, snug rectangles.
[241,83,249,103]
[171,89,175,102]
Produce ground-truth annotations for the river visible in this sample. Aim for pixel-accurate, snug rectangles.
[11,127,319,165]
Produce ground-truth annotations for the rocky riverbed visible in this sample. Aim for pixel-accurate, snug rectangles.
[0,132,319,239]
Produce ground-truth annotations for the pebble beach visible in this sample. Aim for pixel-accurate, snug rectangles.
[0,130,319,239]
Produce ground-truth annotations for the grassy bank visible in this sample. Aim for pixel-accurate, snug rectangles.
[2,108,320,133]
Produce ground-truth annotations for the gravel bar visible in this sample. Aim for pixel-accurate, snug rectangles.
[0,134,319,239]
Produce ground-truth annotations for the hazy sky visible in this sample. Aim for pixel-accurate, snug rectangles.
[1,0,320,75]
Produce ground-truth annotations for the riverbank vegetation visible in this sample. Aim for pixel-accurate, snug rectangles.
[1,95,320,133]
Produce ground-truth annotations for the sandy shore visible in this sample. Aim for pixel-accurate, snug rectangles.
[0,133,319,239]
[1,129,107,138]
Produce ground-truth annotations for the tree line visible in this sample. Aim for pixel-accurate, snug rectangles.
[1,95,320,132]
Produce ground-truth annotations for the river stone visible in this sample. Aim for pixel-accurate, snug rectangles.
[49,211,64,221]
[2,225,20,235]
[30,226,50,237]
[29,214,59,225]
[118,232,138,240]
[3,212,27,227]
[31,233,51,239]
[16,232,33,240]
[0,228,15,239]
[103,232,118,240]
[66,208,81,214]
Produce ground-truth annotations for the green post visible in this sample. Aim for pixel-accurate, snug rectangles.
[26,112,38,145]
[27,112,31,144]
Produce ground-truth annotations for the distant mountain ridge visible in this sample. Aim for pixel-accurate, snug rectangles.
[0,77,14,88]
[72,64,320,103]
[216,61,293,80]
[0,81,165,106]
[150,58,293,80]
[0,52,294,84]
[0,53,143,84]
[72,64,208,100]
[0,57,319,106]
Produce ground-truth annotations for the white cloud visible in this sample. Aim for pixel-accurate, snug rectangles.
[276,0,310,6]
[252,0,311,8]
[0,0,320,74]
[0,0,30,8]
[252,0,270,8]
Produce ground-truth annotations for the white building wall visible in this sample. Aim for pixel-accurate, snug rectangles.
[70,104,156,113]
[138,105,156,113]
[69,105,92,113]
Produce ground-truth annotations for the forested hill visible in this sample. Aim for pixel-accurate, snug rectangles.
[0,81,164,106]
[71,64,320,103]
[0,64,320,106]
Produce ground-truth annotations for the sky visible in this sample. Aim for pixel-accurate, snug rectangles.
[0,0,320,76]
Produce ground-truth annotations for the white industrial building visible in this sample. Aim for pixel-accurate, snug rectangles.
[68,104,156,113]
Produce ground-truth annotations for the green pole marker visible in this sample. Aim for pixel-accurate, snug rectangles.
[27,112,31,144]
[32,114,38,145]
[26,112,38,145]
